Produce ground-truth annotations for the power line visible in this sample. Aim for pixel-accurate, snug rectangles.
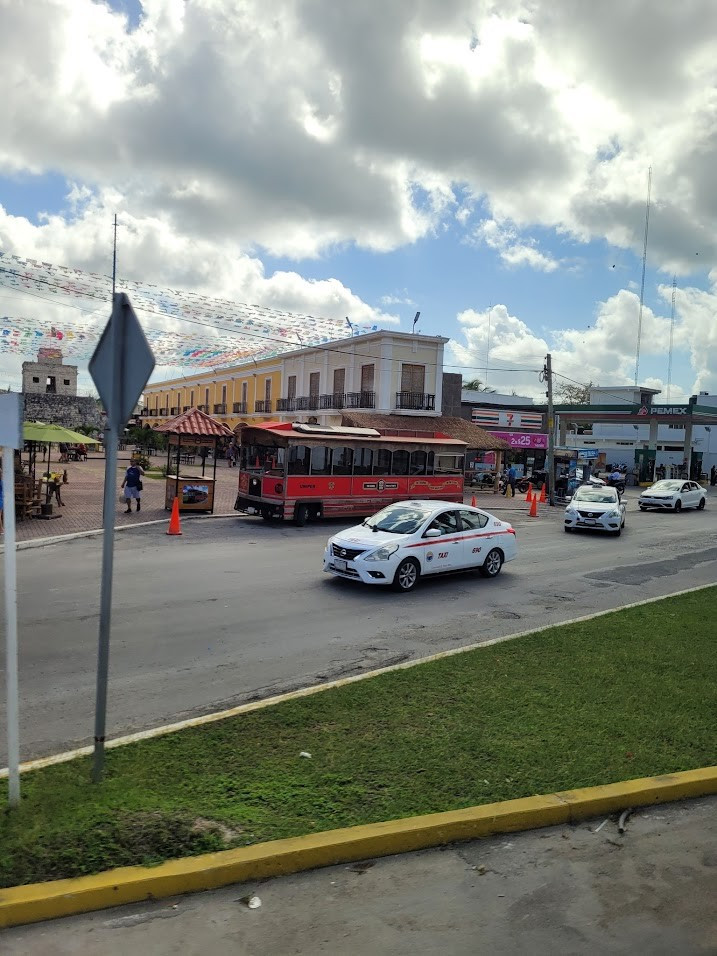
[0,268,541,379]
[552,370,648,407]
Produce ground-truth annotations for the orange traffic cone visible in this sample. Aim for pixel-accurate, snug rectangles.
[529,493,539,517]
[539,482,547,503]
[167,496,183,535]
[471,494,477,507]
[525,482,533,501]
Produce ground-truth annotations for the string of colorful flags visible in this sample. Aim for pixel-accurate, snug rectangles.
[0,252,382,367]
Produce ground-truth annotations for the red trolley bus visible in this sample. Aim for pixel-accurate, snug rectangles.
[234,422,467,524]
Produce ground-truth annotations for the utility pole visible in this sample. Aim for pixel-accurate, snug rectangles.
[112,214,118,297]
[543,353,555,507]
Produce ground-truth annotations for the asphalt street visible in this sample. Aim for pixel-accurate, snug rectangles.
[5,796,716,954]
[1,494,716,763]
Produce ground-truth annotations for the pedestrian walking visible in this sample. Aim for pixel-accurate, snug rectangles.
[121,460,145,514]
[711,465,716,487]
[0,461,4,536]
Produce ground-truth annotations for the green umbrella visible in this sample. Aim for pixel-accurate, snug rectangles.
[23,422,100,444]
[22,422,100,504]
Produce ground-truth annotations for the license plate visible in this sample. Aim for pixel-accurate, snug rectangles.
[582,518,596,525]
[247,507,257,514]
[334,558,347,571]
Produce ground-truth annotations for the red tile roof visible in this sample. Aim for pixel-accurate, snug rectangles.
[154,407,234,437]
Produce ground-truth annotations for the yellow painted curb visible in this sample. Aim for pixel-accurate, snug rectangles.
[1,765,716,929]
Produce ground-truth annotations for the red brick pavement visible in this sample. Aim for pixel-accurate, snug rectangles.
[10,458,542,543]
[12,454,242,542]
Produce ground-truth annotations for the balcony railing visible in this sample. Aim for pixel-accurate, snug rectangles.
[197,404,207,412]
[276,397,296,412]
[296,395,320,411]
[183,406,190,413]
[159,407,169,415]
[345,390,376,409]
[395,392,435,411]
[213,403,227,415]
[320,393,346,409]
[170,406,180,415]
[233,401,248,414]
[255,399,273,413]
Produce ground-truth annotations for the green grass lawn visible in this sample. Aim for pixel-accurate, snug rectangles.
[2,588,716,888]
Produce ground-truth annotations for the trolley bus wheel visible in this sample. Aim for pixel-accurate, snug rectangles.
[294,503,309,526]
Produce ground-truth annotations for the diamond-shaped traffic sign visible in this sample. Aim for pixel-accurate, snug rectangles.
[89,293,155,429]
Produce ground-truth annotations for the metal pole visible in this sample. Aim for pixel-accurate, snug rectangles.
[92,421,118,782]
[634,167,652,386]
[112,214,118,298]
[3,445,20,806]
[93,294,124,783]
[545,353,555,507]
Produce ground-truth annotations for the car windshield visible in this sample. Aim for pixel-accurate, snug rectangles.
[573,489,618,504]
[649,480,682,491]
[364,503,434,534]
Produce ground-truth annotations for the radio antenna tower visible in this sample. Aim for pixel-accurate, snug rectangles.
[634,166,652,385]
[666,274,676,401]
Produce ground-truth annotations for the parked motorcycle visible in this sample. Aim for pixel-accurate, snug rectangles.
[470,470,497,488]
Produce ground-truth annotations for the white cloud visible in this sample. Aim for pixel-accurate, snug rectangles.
[0,0,716,265]
[380,290,416,306]
[472,219,560,272]
[447,283,717,400]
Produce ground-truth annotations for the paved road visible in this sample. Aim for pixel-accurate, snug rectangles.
[5,796,716,954]
[1,494,716,762]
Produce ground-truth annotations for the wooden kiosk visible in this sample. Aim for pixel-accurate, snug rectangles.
[154,408,233,514]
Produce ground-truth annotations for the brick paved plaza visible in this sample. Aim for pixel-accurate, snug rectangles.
[10,452,242,542]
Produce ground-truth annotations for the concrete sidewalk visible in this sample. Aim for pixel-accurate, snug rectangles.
[4,796,715,955]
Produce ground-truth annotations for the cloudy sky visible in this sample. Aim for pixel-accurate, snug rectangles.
[1,0,716,400]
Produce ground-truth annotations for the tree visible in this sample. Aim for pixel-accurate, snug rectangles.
[462,378,495,393]
[557,381,593,404]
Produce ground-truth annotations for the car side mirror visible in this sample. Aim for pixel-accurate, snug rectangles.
[424,528,442,538]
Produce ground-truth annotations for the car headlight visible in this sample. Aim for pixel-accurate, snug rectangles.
[326,537,334,550]
[607,509,620,518]
[364,543,400,561]
[565,506,577,514]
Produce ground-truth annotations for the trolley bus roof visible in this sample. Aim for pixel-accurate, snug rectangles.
[239,421,467,447]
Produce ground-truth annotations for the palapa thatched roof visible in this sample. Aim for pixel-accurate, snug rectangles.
[340,413,510,450]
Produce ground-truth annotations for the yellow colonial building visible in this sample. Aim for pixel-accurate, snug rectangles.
[141,331,448,431]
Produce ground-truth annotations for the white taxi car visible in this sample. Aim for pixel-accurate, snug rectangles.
[638,479,706,512]
[564,485,626,536]
[323,499,517,592]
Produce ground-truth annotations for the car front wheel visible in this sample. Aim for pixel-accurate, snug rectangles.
[698,498,706,510]
[480,548,503,578]
[674,500,682,513]
[392,558,420,592]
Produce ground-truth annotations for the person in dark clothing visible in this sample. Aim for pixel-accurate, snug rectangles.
[121,462,145,513]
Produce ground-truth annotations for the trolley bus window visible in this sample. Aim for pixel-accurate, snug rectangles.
[332,446,354,475]
[435,455,463,474]
[241,444,284,472]
[373,448,391,475]
[353,448,373,475]
[410,450,428,475]
[392,449,410,476]
[288,444,311,475]
[310,445,332,476]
